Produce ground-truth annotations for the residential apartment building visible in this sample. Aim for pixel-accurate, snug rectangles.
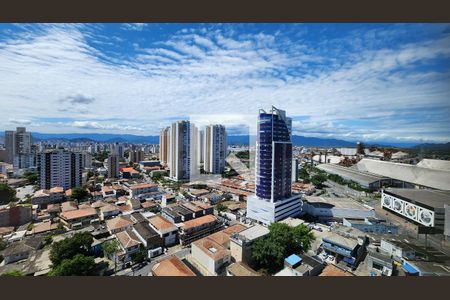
[159,126,170,166]
[204,124,227,174]
[37,149,83,190]
[169,121,191,181]
[129,150,144,164]
[107,154,120,178]
[5,127,33,169]
[246,107,302,225]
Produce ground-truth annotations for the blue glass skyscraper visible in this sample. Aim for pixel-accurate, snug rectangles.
[247,106,302,225]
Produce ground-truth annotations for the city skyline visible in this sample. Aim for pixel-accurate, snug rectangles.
[1,23,450,144]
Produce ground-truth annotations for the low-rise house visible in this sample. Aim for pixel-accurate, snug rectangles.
[0,236,43,265]
[275,254,325,276]
[101,185,116,198]
[31,187,64,208]
[151,255,196,276]
[127,183,158,199]
[367,247,395,276]
[59,207,99,229]
[188,189,210,199]
[379,239,419,262]
[162,204,195,224]
[190,231,231,276]
[132,222,163,255]
[46,204,61,217]
[0,226,14,238]
[161,193,177,207]
[120,167,140,179]
[141,200,159,212]
[179,215,223,246]
[127,198,141,210]
[230,224,270,266]
[226,262,260,276]
[319,265,354,276]
[99,204,121,220]
[320,233,367,269]
[106,216,134,234]
[199,193,224,205]
[0,206,32,227]
[61,201,78,212]
[148,215,178,247]
[343,217,398,234]
[115,230,142,267]
[32,220,60,235]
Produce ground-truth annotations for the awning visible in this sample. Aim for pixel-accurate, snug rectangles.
[403,262,419,274]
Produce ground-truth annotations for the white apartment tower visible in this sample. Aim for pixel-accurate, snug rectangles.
[204,125,227,174]
[37,149,83,190]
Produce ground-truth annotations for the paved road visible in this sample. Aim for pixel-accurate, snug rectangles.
[15,185,35,201]
[115,247,191,276]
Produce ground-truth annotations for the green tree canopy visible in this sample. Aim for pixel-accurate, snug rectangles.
[102,239,119,258]
[23,171,38,185]
[251,223,315,274]
[0,184,16,205]
[216,203,227,212]
[49,232,93,266]
[48,254,98,276]
[311,173,328,187]
[2,270,24,276]
[70,187,89,201]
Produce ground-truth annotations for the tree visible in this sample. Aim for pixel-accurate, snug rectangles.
[0,239,6,251]
[2,270,24,276]
[70,187,89,201]
[102,239,120,274]
[216,202,227,213]
[23,171,38,185]
[311,173,327,187]
[131,249,147,264]
[49,232,93,266]
[0,184,16,205]
[251,223,315,274]
[298,168,310,183]
[48,254,98,276]
[94,150,109,162]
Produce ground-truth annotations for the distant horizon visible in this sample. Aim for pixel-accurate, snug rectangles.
[1,130,448,148]
[1,23,450,144]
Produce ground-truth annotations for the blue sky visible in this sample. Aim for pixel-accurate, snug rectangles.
[0,23,449,143]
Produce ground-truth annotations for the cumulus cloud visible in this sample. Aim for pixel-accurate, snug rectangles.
[9,118,32,125]
[0,24,449,143]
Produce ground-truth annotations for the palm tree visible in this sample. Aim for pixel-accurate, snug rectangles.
[102,240,120,275]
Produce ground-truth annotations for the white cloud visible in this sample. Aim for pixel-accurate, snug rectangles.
[0,24,449,143]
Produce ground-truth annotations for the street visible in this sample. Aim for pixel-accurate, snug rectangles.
[114,246,191,276]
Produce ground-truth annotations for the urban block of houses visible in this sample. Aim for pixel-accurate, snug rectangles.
[59,207,99,229]
[131,222,163,257]
[151,255,196,276]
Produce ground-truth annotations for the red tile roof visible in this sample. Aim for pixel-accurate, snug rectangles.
[152,256,196,276]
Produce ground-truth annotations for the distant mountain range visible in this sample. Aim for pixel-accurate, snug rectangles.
[0,132,447,149]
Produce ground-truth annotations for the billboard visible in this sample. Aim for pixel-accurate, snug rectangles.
[382,192,434,227]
